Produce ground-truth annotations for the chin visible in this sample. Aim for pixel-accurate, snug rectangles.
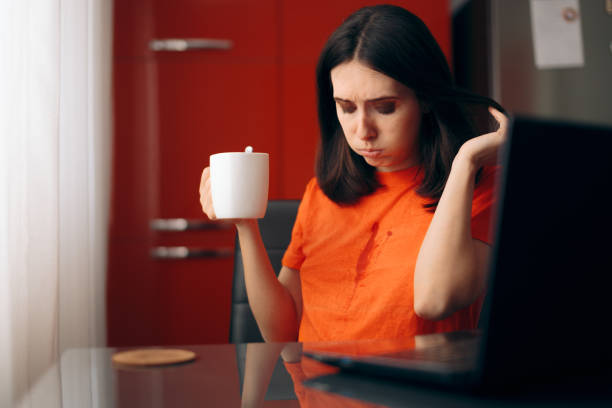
[371,162,398,172]
[365,160,383,169]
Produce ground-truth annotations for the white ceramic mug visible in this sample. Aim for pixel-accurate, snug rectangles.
[209,148,269,219]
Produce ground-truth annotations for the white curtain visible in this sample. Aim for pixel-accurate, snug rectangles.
[0,0,113,406]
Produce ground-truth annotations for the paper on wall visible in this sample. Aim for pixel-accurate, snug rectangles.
[529,0,585,69]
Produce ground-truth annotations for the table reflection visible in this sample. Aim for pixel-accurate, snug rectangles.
[59,340,407,408]
[57,337,612,408]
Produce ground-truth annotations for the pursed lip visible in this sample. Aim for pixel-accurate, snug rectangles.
[356,148,383,158]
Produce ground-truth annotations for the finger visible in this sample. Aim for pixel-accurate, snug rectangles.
[199,198,217,220]
[198,167,216,219]
[488,107,509,133]
[203,174,211,201]
[199,167,211,197]
[199,167,210,187]
[200,175,210,207]
[202,174,217,220]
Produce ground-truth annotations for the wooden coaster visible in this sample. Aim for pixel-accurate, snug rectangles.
[112,348,196,367]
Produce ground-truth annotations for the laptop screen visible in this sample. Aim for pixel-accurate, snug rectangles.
[478,116,612,383]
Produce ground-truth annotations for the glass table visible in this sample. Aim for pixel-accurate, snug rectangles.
[22,341,610,407]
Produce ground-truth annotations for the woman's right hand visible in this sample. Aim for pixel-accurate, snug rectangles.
[199,167,217,220]
[199,167,256,227]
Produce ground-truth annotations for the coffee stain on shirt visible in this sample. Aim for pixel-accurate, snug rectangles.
[342,223,395,312]
[356,222,379,281]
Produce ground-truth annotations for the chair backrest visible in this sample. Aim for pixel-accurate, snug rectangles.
[229,200,300,343]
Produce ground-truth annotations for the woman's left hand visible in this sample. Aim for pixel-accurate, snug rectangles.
[456,107,508,169]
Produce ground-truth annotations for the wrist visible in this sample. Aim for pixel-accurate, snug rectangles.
[452,147,479,176]
[235,219,258,231]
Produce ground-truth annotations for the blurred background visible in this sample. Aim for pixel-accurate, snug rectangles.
[107,0,612,347]
[107,0,454,348]
[2,0,611,404]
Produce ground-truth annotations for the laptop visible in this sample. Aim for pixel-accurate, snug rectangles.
[304,116,612,391]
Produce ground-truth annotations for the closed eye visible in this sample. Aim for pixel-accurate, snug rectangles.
[374,101,396,114]
[336,100,356,114]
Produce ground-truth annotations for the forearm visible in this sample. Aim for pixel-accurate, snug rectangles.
[414,155,485,320]
[236,220,300,341]
[414,108,506,320]
[241,343,285,407]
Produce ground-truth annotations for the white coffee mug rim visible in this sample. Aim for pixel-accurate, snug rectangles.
[210,152,269,159]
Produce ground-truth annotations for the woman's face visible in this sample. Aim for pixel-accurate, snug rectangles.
[330,59,422,172]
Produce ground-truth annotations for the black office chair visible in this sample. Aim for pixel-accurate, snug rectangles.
[229,200,300,343]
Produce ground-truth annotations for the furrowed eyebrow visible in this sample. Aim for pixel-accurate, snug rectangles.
[368,96,399,102]
[334,96,399,103]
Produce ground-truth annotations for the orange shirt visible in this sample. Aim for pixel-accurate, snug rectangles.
[282,165,498,342]
[284,339,418,407]
[284,358,377,407]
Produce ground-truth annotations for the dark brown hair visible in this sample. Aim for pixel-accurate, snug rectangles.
[315,4,504,206]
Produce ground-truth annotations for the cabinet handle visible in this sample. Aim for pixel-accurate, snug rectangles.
[149,38,233,52]
[150,218,232,231]
[150,246,233,260]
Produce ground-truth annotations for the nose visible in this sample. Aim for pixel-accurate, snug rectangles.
[355,110,377,141]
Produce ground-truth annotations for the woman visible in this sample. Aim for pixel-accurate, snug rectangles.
[199,5,507,343]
